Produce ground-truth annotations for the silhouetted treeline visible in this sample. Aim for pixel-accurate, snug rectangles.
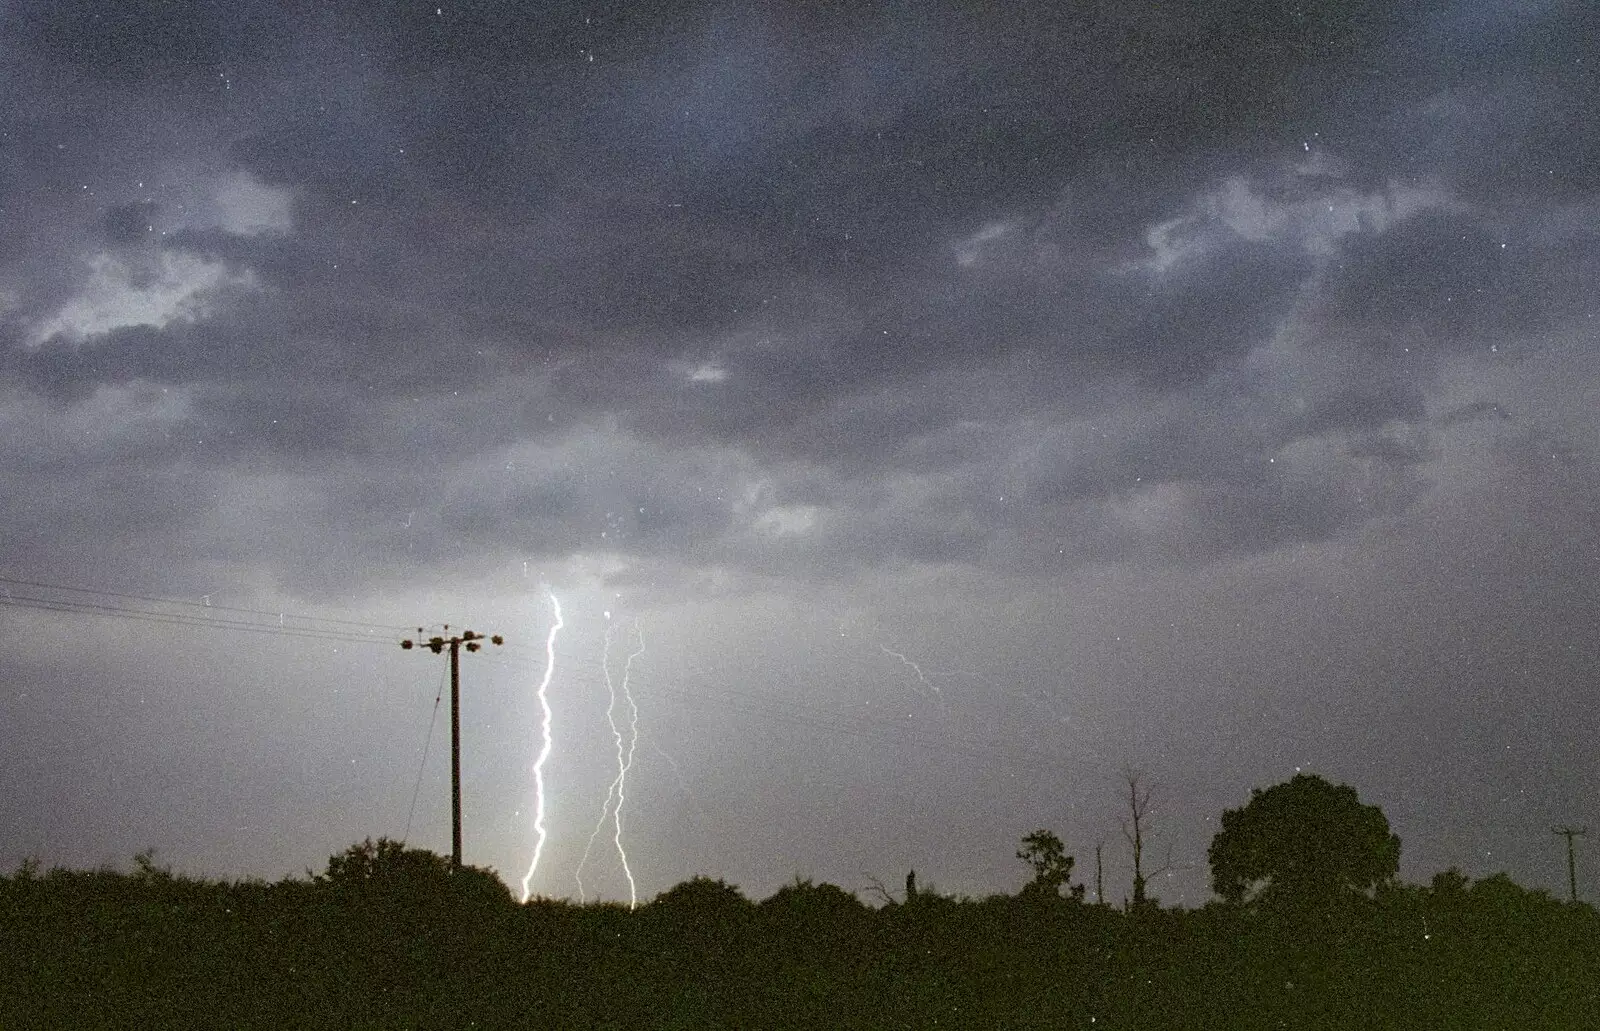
[4,813,1598,1027]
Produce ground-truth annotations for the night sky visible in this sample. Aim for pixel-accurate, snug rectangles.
[2,0,1597,907]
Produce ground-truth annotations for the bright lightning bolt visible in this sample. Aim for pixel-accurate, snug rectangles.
[575,619,645,908]
[520,590,563,904]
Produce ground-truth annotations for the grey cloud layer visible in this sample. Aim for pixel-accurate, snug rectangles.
[2,0,1594,595]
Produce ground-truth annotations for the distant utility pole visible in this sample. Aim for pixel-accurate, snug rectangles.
[1095,842,1105,906]
[1552,825,1588,903]
[403,626,503,870]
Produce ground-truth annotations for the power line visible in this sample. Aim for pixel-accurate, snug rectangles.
[0,574,414,632]
[403,661,450,845]
[1,573,1080,785]
[0,594,392,646]
[0,571,439,646]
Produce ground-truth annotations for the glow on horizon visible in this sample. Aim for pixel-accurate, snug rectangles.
[519,590,563,903]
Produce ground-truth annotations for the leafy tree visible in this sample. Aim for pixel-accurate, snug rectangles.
[318,837,450,884]
[652,874,750,911]
[649,875,755,936]
[646,876,758,981]
[760,877,869,957]
[315,837,512,906]
[1207,773,1399,909]
[1430,866,1470,896]
[1017,829,1085,900]
[1468,871,1563,918]
[761,876,867,921]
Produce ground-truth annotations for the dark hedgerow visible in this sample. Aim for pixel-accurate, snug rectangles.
[2,784,1597,1029]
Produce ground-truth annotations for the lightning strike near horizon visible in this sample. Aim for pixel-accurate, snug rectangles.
[576,618,646,907]
[519,590,564,903]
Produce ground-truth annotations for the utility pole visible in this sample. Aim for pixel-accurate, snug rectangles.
[1095,841,1105,906]
[1552,825,1588,903]
[403,626,503,870]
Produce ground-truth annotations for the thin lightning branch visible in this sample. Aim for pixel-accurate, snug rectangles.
[575,622,623,904]
[520,590,563,904]
[575,619,646,908]
[879,643,939,695]
[611,622,645,908]
[648,737,706,819]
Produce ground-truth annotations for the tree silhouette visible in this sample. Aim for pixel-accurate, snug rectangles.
[1208,773,1400,909]
[1120,770,1172,910]
[317,837,444,885]
[315,837,512,907]
[760,877,869,954]
[1017,829,1085,900]
[649,875,755,938]
[762,876,867,921]
[1431,866,1470,897]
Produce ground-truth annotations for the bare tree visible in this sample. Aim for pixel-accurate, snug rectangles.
[1121,770,1172,910]
[861,873,900,906]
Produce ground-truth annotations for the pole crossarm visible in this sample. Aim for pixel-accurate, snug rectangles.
[1552,825,1588,904]
[402,625,504,869]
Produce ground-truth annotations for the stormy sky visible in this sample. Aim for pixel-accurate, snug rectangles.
[2,0,1597,905]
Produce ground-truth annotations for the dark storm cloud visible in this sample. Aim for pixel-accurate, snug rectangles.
[1437,399,1509,427]
[2,0,1596,592]
[1392,0,1600,202]
[100,202,162,245]
[0,457,228,589]
[62,0,1431,354]
[1327,209,1592,345]
[605,215,1319,468]
[13,0,283,81]
[1290,381,1427,439]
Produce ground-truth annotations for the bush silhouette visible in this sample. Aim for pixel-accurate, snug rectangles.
[315,837,513,908]
[649,875,751,918]
[762,876,867,920]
